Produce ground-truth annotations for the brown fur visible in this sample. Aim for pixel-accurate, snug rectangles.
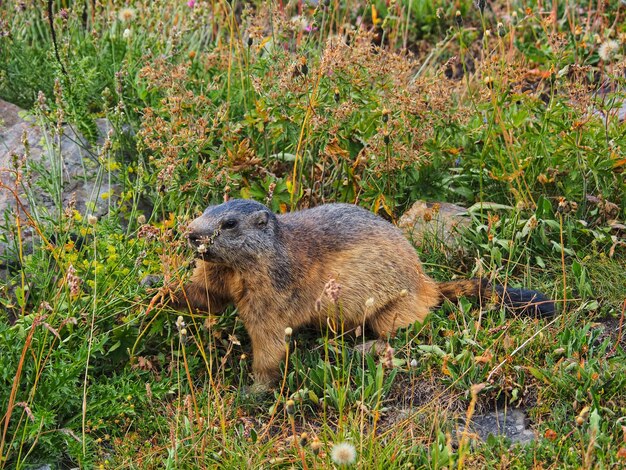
[176,199,551,390]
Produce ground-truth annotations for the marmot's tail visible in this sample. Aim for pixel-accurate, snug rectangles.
[437,278,556,316]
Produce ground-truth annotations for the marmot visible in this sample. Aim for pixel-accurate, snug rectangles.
[178,199,554,390]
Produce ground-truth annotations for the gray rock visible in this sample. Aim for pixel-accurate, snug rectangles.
[398,200,470,248]
[0,99,118,264]
[464,408,535,445]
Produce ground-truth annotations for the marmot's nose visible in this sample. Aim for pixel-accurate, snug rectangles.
[187,232,202,247]
[186,219,205,248]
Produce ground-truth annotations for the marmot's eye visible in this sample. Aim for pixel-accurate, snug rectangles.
[221,219,238,230]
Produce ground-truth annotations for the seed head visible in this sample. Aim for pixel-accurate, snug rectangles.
[323,278,342,305]
[331,441,357,466]
[365,297,375,308]
[66,264,81,298]
[118,7,136,23]
[311,438,323,455]
[455,10,462,26]
[286,399,296,416]
[599,39,620,62]
[87,214,98,225]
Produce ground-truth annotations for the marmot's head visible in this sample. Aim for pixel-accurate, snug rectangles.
[187,199,279,267]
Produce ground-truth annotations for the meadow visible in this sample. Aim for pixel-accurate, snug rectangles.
[0,0,625,468]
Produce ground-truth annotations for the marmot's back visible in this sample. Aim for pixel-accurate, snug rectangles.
[279,203,410,249]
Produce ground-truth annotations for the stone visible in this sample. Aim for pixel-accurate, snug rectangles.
[465,408,535,445]
[398,200,470,248]
[0,98,118,265]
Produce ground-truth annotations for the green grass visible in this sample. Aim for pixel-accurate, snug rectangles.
[1,0,625,468]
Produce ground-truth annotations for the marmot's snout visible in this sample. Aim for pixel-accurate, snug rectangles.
[186,216,217,257]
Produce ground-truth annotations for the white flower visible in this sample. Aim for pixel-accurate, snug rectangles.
[331,441,357,466]
[118,7,136,23]
[599,39,620,62]
[122,28,132,39]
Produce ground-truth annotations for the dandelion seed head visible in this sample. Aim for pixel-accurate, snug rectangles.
[118,7,136,23]
[331,441,357,466]
[599,39,620,62]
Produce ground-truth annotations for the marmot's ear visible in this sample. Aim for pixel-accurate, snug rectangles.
[250,210,270,228]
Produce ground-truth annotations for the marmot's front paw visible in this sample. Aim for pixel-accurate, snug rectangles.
[248,381,273,395]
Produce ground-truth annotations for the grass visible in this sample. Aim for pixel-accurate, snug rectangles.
[0,0,625,468]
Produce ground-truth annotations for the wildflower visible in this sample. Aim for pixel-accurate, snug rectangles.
[557,197,578,215]
[290,15,309,32]
[122,28,132,39]
[118,7,136,23]
[474,0,486,13]
[599,39,620,62]
[544,428,557,441]
[382,344,394,368]
[66,264,81,297]
[323,278,341,304]
[311,438,323,455]
[365,297,375,308]
[175,315,186,331]
[284,326,293,343]
[187,0,196,7]
[137,214,146,225]
[299,432,309,447]
[285,399,295,416]
[455,10,462,27]
[87,214,98,225]
[331,441,357,466]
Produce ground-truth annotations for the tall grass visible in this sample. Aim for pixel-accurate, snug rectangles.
[0,0,625,468]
